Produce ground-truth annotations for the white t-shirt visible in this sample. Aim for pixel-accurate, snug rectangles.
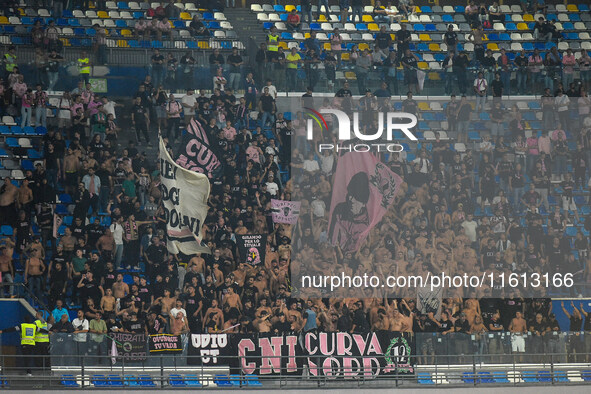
[110,223,124,245]
[266,181,279,196]
[303,159,320,173]
[181,94,197,116]
[461,220,478,243]
[72,318,89,342]
[320,154,334,174]
[266,84,277,98]
[103,100,117,119]
[311,198,326,218]
[170,307,187,319]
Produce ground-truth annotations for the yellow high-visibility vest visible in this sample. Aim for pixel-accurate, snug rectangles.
[267,34,278,52]
[78,57,90,74]
[4,53,16,72]
[34,320,49,343]
[20,323,36,346]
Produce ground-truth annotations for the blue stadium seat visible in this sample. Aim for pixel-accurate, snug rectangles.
[151,40,163,48]
[173,20,184,29]
[92,375,109,387]
[6,137,19,148]
[169,375,186,387]
[263,22,273,29]
[117,1,130,9]
[355,23,367,31]
[203,12,214,20]
[21,17,33,25]
[506,22,517,30]
[274,5,285,12]
[563,22,574,30]
[133,11,144,19]
[462,372,480,384]
[499,33,510,40]
[413,24,425,31]
[116,20,127,28]
[208,21,221,29]
[522,372,538,383]
[537,371,552,383]
[417,372,434,384]
[553,371,569,382]
[522,42,534,51]
[310,23,321,30]
[73,27,85,35]
[567,32,579,40]
[425,24,436,31]
[62,10,73,18]
[124,376,139,386]
[68,18,81,27]
[138,375,156,387]
[213,375,232,387]
[184,374,202,387]
[488,33,499,41]
[546,14,557,21]
[442,15,453,23]
[281,32,293,39]
[417,43,428,51]
[491,372,510,383]
[57,18,68,26]
[109,375,124,387]
[421,6,432,13]
[1,225,13,236]
[245,375,262,386]
[280,13,288,21]
[454,6,465,13]
[21,160,34,171]
[477,372,494,383]
[569,14,581,22]
[580,4,590,12]
[61,374,79,387]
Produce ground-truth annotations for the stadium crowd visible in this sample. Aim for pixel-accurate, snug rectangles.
[0,0,590,365]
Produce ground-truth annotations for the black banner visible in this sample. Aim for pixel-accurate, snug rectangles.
[303,331,415,377]
[236,234,267,265]
[237,331,414,377]
[176,118,223,179]
[110,332,147,361]
[149,334,183,354]
[187,333,232,366]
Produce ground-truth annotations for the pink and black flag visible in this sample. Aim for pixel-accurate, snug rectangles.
[327,152,402,253]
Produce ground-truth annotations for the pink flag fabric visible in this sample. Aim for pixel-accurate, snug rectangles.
[327,153,402,253]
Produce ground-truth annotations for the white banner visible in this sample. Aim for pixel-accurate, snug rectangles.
[159,138,211,255]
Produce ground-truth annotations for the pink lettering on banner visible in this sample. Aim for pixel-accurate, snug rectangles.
[258,337,284,374]
[352,334,367,356]
[342,357,361,378]
[319,332,333,355]
[336,332,353,355]
[285,336,298,373]
[238,338,256,375]
[366,334,383,355]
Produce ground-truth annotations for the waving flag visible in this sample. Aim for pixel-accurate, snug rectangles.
[159,138,211,255]
[271,199,301,224]
[176,118,223,179]
[328,152,402,253]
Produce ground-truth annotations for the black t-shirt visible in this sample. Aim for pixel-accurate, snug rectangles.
[47,54,63,72]
[454,319,471,334]
[227,54,242,73]
[124,319,145,333]
[185,293,202,318]
[102,269,116,291]
[444,31,457,45]
[259,95,275,112]
[151,54,164,68]
[132,104,148,124]
[491,80,503,96]
[375,32,391,49]
[438,319,452,332]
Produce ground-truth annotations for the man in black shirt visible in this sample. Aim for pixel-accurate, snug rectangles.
[131,96,150,144]
[226,47,242,92]
[47,49,64,92]
[184,285,203,332]
[375,25,392,51]
[150,49,165,89]
[396,24,411,60]
[443,24,458,53]
[490,72,504,98]
[258,87,276,128]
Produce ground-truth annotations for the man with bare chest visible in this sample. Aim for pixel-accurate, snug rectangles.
[112,273,129,302]
[63,148,80,195]
[25,248,45,301]
[509,311,527,362]
[0,246,14,297]
[17,179,33,215]
[0,177,18,227]
[100,288,116,319]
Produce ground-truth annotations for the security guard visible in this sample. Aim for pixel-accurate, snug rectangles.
[77,50,91,84]
[34,310,51,370]
[0,315,37,376]
[3,45,17,78]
